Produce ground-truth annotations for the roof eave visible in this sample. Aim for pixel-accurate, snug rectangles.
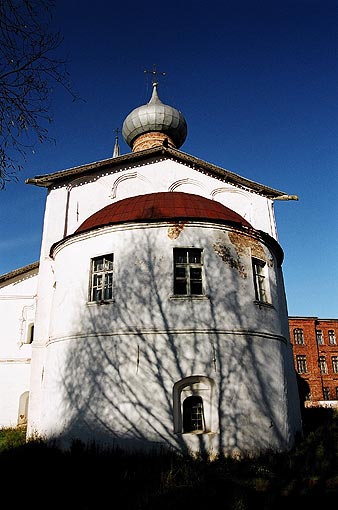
[0,261,39,284]
[25,146,291,198]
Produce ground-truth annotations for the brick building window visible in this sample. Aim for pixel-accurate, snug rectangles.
[323,387,330,400]
[336,387,338,400]
[293,328,304,345]
[332,356,338,374]
[318,356,328,374]
[173,248,203,296]
[328,330,336,345]
[316,330,324,345]
[296,355,307,374]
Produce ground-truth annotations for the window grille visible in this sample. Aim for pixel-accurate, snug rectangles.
[89,254,114,302]
[252,258,268,303]
[183,396,205,433]
[173,248,203,296]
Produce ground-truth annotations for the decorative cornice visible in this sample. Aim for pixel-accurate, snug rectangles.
[25,147,289,199]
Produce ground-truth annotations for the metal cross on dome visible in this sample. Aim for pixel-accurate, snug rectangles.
[144,64,166,85]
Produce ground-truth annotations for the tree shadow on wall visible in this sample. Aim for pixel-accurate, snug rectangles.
[48,226,300,457]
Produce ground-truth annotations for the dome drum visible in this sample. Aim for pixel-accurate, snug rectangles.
[132,132,176,152]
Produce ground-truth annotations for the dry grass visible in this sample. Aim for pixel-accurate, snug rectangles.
[0,408,337,509]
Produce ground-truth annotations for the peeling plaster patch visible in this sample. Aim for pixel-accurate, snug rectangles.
[229,232,269,264]
[228,232,250,257]
[213,242,247,278]
[168,222,185,239]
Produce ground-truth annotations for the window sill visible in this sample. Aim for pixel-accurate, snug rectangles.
[178,430,215,435]
[253,300,274,309]
[170,295,210,301]
[87,300,115,306]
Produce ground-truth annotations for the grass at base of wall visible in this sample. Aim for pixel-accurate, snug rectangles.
[0,424,26,450]
[0,408,337,509]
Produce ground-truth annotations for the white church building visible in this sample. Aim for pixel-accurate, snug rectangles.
[0,81,302,457]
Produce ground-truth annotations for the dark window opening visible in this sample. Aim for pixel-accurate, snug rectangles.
[323,387,330,400]
[332,356,338,374]
[183,395,205,433]
[252,258,268,303]
[28,323,34,344]
[174,248,203,296]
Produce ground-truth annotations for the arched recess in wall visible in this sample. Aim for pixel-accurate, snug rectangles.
[173,376,215,434]
[211,187,252,223]
[64,174,103,237]
[64,171,154,235]
[20,303,35,345]
[17,391,29,426]
[168,179,209,197]
[110,171,153,200]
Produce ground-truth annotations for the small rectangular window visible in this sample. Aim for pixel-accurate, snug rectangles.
[323,387,330,400]
[328,330,336,345]
[319,356,328,374]
[293,328,304,345]
[336,387,338,400]
[316,330,324,345]
[332,356,338,374]
[173,248,203,296]
[89,254,114,302]
[252,258,269,303]
[296,355,307,374]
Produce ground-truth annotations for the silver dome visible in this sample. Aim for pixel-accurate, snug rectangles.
[122,84,187,149]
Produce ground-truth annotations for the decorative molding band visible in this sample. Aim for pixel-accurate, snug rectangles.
[110,171,152,199]
[45,328,287,346]
[0,358,31,364]
[168,178,208,193]
[0,295,36,300]
[211,187,251,198]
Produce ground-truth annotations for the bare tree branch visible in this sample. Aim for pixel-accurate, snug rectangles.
[0,0,79,188]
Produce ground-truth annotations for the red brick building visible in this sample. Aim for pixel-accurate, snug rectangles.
[289,317,338,407]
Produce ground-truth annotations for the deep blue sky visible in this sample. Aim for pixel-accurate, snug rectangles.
[1,0,337,318]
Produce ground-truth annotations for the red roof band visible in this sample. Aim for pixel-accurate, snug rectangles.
[75,192,252,234]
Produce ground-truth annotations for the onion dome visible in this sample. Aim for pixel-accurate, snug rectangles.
[122,83,187,152]
[75,192,252,234]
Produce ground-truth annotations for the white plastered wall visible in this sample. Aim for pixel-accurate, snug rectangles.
[0,270,37,427]
[28,220,301,454]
